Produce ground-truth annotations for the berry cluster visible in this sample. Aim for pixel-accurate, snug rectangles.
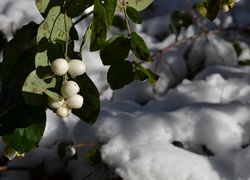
[48,58,86,118]
[220,0,240,12]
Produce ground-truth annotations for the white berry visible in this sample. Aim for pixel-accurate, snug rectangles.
[56,106,71,118]
[47,97,64,109]
[65,146,76,157]
[3,145,17,160]
[51,58,69,76]
[67,94,84,109]
[61,81,80,98]
[68,59,86,78]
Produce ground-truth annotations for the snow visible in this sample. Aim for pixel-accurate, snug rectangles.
[1,0,250,179]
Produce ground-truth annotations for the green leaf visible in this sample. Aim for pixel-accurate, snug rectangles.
[203,0,219,21]
[80,23,92,52]
[90,0,108,51]
[169,10,193,38]
[134,69,148,81]
[107,60,134,89]
[126,6,142,24]
[90,0,117,51]
[102,0,117,26]
[2,104,46,153]
[22,70,58,105]
[35,51,50,68]
[35,0,65,18]
[72,73,100,124]
[116,0,154,12]
[130,32,152,62]
[134,62,159,84]
[37,6,73,43]
[100,34,130,65]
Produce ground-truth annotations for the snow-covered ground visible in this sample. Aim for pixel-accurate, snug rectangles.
[1,0,250,179]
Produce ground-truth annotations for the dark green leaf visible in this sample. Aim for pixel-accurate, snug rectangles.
[22,92,47,106]
[134,62,159,84]
[130,32,152,62]
[169,10,193,38]
[239,60,250,66]
[72,73,100,124]
[203,0,219,21]
[134,69,148,81]
[66,0,94,18]
[1,47,37,117]
[112,15,127,31]
[100,34,130,65]
[2,22,38,86]
[90,0,116,51]
[126,6,142,24]
[107,60,134,89]
[70,26,79,40]
[232,41,242,57]
[87,147,102,166]
[1,103,46,153]
[90,0,108,51]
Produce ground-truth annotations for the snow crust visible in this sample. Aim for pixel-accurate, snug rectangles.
[1,0,250,180]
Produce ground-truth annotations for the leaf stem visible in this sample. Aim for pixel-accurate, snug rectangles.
[72,143,96,148]
[63,13,70,83]
[122,4,137,63]
[123,6,131,36]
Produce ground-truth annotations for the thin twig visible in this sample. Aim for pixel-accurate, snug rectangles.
[188,9,208,32]
[156,25,250,56]
[0,166,32,172]
[123,6,131,36]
